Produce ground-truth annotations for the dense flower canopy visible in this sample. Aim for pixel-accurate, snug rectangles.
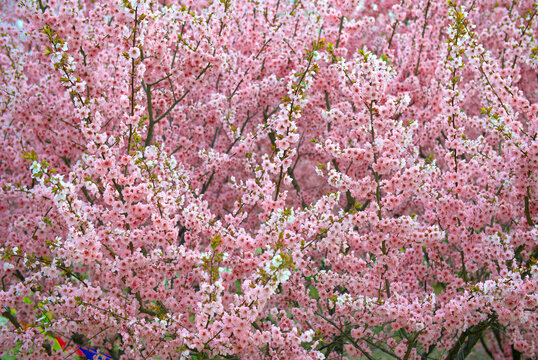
[0,0,537,359]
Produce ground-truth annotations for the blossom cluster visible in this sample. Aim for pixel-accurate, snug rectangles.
[0,0,537,359]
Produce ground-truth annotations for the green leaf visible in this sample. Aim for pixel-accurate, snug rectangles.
[308,286,319,299]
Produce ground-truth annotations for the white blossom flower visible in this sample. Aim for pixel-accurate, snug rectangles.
[51,53,62,65]
[30,161,41,174]
[128,47,141,59]
[275,268,291,283]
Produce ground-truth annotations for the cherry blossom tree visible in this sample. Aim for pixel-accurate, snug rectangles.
[1,0,537,359]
